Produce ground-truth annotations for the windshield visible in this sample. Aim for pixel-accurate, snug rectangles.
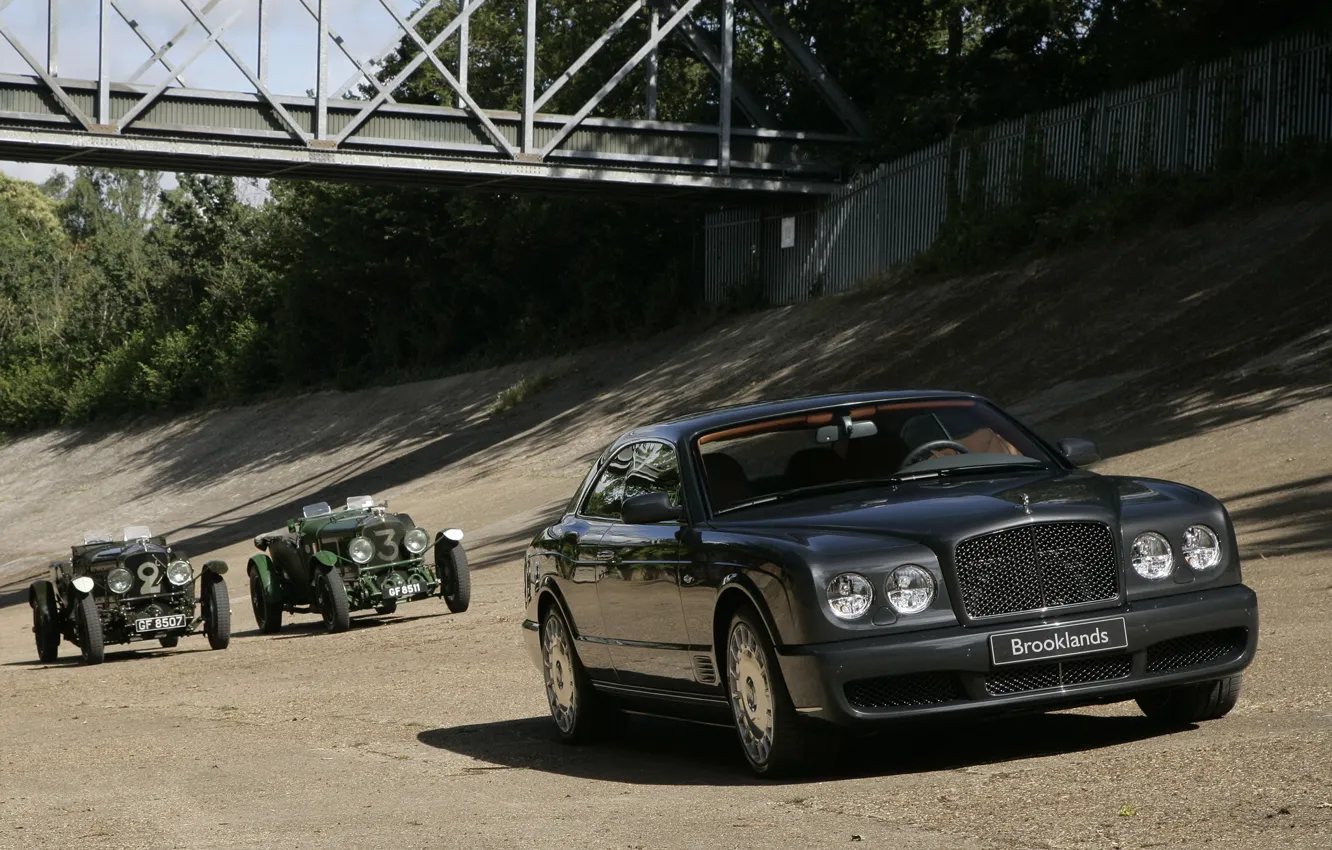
[695,399,1052,513]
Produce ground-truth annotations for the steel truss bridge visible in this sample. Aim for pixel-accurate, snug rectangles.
[0,0,868,198]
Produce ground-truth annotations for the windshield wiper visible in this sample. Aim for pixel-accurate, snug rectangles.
[899,461,1047,481]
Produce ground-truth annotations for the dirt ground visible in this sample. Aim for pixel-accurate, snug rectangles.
[1,194,1330,849]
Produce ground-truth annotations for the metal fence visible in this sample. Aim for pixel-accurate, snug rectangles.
[703,30,1332,304]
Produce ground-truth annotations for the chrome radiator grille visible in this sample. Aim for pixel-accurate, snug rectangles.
[953,522,1119,619]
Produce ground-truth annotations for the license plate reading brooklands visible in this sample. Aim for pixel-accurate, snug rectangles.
[990,617,1128,666]
[135,614,186,632]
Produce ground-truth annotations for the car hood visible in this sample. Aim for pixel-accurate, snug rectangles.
[708,470,1197,552]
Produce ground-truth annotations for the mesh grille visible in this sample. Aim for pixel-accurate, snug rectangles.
[985,655,1131,695]
[844,672,966,709]
[954,522,1119,618]
[1146,629,1248,673]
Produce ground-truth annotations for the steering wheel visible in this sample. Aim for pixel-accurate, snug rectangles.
[899,440,971,469]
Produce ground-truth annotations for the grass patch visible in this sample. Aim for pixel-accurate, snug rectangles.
[490,372,557,415]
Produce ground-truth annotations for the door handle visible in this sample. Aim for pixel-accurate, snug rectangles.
[594,550,614,561]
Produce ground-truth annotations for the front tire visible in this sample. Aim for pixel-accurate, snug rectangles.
[318,570,351,633]
[1137,674,1243,725]
[75,594,105,665]
[439,542,471,613]
[204,576,232,650]
[249,572,282,634]
[541,606,607,744]
[725,607,838,778]
[31,582,60,662]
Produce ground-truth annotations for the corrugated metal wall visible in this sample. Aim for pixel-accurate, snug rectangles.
[704,31,1332,304]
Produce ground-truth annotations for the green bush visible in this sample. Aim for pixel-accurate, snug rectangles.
[0,359,67,432]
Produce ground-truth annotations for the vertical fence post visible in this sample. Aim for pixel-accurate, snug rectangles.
[47,0,58,77]
[458,0,470,109]
[97,0,109,125]
[523,0,537,153]
[315,0,328,140]
[720,0,734,173]
[646,8,659,120]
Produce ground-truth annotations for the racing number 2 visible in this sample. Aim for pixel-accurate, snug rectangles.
[137,562,162,594]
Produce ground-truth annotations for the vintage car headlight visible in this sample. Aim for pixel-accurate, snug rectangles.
[403,527,430,555]
[1131,532,1174,579]
[348,537,375,564]
[827,572,873,620]
[884,565,935,614]
[107,568,133,594]
[1182,525,1222,571]
[166,560,193,586]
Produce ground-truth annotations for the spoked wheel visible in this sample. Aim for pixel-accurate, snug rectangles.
[203,576,232,650]
[318,570,351,633]
[31,583,60,663]
[249,572,283,634]
[725,607,839,778]
[541,606,606,744]
[75,594,105,665]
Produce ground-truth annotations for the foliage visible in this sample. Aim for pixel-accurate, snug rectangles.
[0,2,1329,430]
[491,373,558,415]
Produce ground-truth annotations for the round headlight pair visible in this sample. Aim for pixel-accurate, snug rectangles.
[827,566,936,620]
[1131,525,1222,579]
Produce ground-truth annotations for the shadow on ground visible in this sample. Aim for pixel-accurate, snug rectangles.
[416,711,1179,785]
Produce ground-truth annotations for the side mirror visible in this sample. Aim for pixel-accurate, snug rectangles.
[1057,437,1100,467]
[621,492,684,525]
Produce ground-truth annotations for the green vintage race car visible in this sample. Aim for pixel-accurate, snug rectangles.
[28,527,231,664]
[247,496,470,633]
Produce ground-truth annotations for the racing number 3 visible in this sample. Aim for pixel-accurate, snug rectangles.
[372,529,399,562]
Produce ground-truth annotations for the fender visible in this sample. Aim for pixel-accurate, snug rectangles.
[202,560,228,577]
[533,576,578,636]
[29,579,55,609]
[310,550,339,573]
[247,554,281,604]
[716,569,790,646]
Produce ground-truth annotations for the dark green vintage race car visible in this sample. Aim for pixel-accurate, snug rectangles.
[247,496,470,633]
[28,527,231,664]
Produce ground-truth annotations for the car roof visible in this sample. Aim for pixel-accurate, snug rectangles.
[620,390,986,444]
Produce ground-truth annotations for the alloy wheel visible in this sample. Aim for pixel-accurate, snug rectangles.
[542,613,579,734]
[727,620,775,767]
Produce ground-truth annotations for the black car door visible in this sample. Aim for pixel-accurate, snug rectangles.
[595,441,696,689]
[564,449,631,678]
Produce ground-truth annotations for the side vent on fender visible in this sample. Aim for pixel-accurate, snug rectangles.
[693,655,719,686]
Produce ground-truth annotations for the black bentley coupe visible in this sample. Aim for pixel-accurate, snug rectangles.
[522,392,1258,776]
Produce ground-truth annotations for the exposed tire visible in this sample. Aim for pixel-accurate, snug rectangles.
[541,604,608,744]
[725,606,840,778]
[31,582,60,663]
[204,576,232,650]
[249,571,282,634]
[75,593,105,665]
[439,542,471,614]
[1137,674,1243,725]
[318,570,351,633]
[158,635,180,648]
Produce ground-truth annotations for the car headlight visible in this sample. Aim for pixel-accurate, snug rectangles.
[348,537,374,564]
[107,568,133,594]
[403,527,430,555]
[166,560,193,586]
[884,565,935,614]
[1131,532,1173,579]
[827,572,873,620]
[1182,525,1222,571]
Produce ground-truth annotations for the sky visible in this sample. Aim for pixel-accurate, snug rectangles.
[0,0,433,186]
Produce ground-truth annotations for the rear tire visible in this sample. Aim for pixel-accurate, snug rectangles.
[31,582,60,663]
[75,594,105,665]
[158,635,179,648]
[439,542,471,613]
[1137,674,1243,725]
[249,572,282,634]
[204,576,231,650]
[541,605,608,744]
[725,606,840,778]
[318,570,351,633]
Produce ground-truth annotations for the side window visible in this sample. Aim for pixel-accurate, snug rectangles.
[623,442,683,509]
[581,446,633,519]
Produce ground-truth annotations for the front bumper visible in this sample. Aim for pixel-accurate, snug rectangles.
[779,583,1258,725]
